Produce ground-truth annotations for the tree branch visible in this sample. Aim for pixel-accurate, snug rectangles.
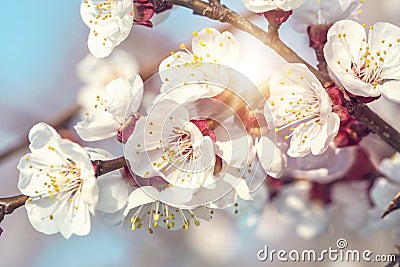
[344,98,400,152]
[93,156,128,177]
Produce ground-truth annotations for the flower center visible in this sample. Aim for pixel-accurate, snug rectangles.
[351,44,386,89]
[88,0,116,22]
[129,200,211,233]
[271,92,321,134]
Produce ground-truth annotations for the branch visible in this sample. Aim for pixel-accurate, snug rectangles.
[93,156,127,177]
[0,156,128,230]
[382,191,400,219]
[166,0,332,86]
[208,0,220,5]
[344,98,400,152]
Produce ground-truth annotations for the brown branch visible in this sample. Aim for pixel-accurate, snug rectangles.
[93,156,128,177]
[344,98,400,152]
[382,192,400,219]
[313,44,328,74]
[208,0,220,5]
[0,156,127,231]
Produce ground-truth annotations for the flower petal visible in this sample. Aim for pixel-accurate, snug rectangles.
[256,136,286,178]
[75,109,121,141]
[97,171,129,213]
[380,80,400,104]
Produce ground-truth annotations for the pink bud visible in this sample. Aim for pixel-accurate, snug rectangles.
[307,24,330,47]
[133,0,156,27]
[263,9,293,26]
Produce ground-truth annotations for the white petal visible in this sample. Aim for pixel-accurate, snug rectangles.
[288,122,319,157]
[368,22,400,72]
[379,153,400,182]
[56,199,92,239]
[326,20,367,65]
[380,80,400,104]
[124,186,158,215]
[84,147,115,161]
[97,171,129,213]
[243,0,305,12]
[256,136,286,178]
[28,122,61,150]
[130,74,144,113]
[25,197,61,235]
[192,28,239,66]
[223,174,252,201]
[103,77,134,119]
[310,113,340,155]
[217,135,251,169]
[74,110,121,141]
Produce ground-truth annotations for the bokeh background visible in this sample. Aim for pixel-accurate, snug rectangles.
[1,1,400,266]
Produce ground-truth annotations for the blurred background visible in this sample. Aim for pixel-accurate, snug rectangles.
[1,1,400,266]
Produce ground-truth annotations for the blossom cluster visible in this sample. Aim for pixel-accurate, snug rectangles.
[9,0,400,242]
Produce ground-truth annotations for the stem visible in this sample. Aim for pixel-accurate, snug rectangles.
[166,0,332,86]
[0,157,127,227]
[344,98,400,152]
[208,0,220,5]
[93,156,128,177]
[313,44,328,74]
[0,195,28,219]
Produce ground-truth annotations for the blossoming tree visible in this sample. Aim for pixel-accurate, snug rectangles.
[2,0,400,263]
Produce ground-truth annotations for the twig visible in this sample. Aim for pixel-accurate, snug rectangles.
[382,191,400,219]
[208,0,220,5]
[93,156,127,177]
[313,44,328,73]
[344,98,400,152]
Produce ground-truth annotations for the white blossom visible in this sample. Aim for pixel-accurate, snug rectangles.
[241,0,305,12]
[123,185,212,232]
[74,75,143,141]
[77,49,138,111]
[85,148,129,214]
[324,20,400,103]
[17,123,98,239]
[265,63,340,157]
[80,0,133,58]
[126,99,216,188]
[159,28,239,103]
[125,97,254,210]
